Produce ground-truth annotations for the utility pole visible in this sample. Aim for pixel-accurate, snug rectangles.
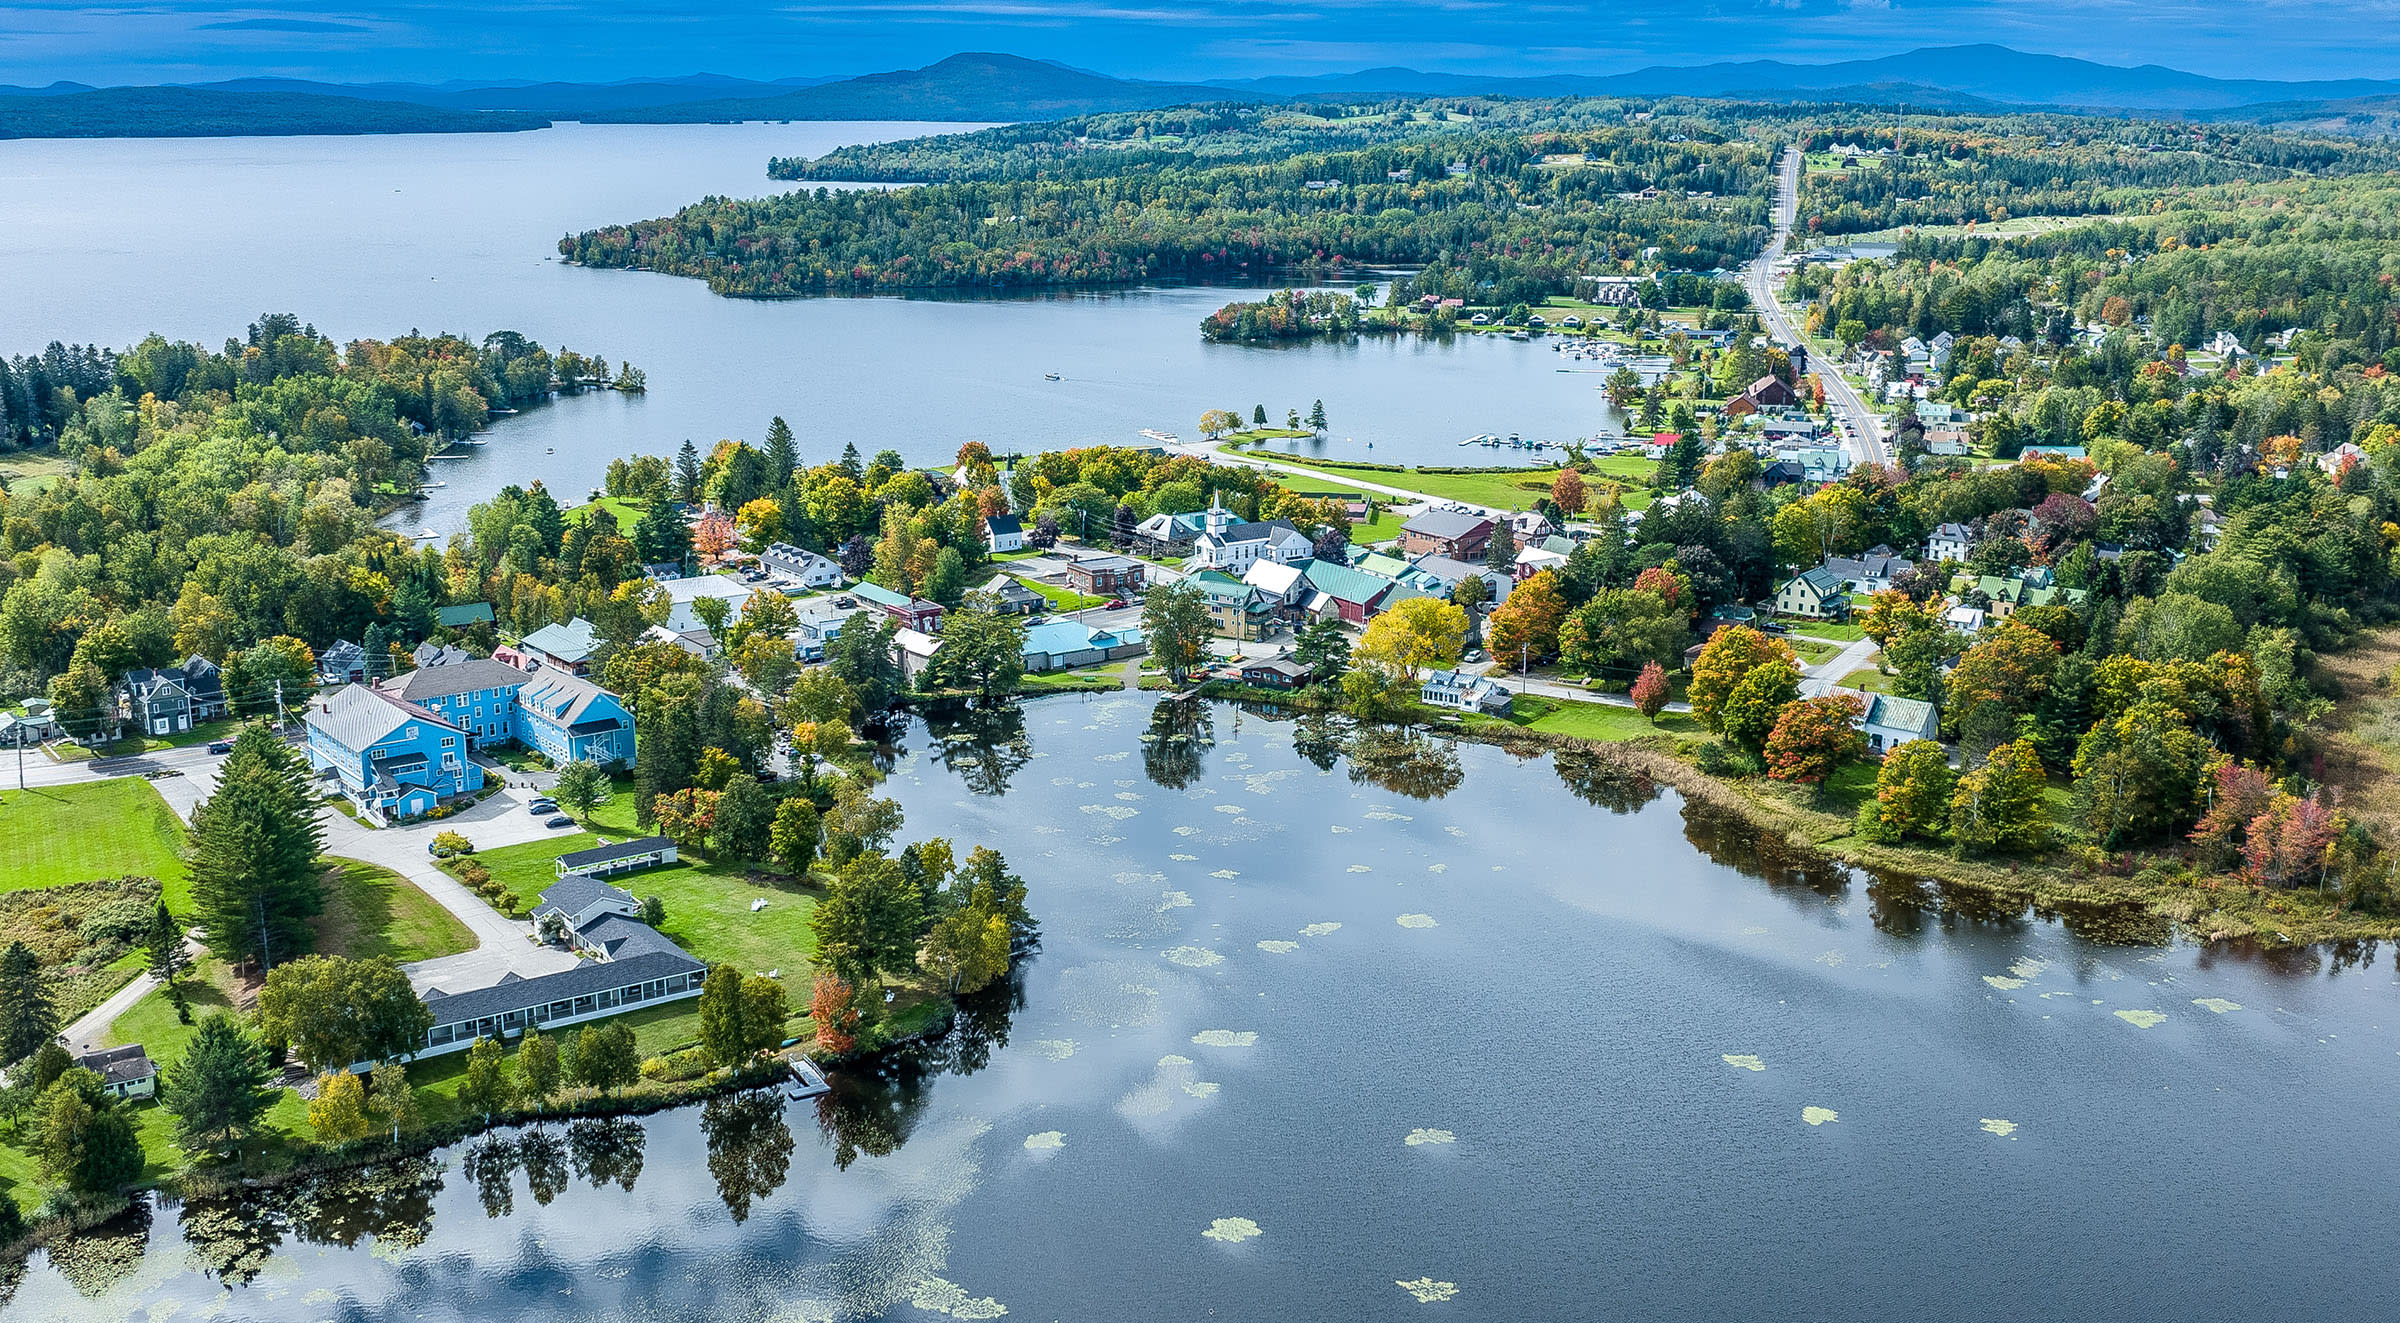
[274,679,287,734]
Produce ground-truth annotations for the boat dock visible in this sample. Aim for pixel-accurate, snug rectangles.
[784,1055,831,1100]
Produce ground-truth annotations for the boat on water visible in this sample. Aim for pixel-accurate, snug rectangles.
[416,528,440,540]
[1044,372,1061,381]
[544,447,555,454]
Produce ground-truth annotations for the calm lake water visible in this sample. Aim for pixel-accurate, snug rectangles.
[0,122,1616,533]
[8,695,2397,1320]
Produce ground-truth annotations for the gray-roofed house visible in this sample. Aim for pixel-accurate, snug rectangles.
[1397,509,1496,560]
[303,684,479,823]
[517,617,604,675]
[377,656,637,767]
[1926,523,1975,563]
[122,655,227,737]
[974,574,1045,616]
[415,892,705,1059]
[1420,668,1512,715]
[318,639,369,686]
[1189,499,1313,573]
[1820,547,1915,596]
[74,1044,157,1100]
[411,641,470,669]
[762,542,844,589]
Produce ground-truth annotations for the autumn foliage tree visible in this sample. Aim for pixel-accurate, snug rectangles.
[1943,622,2060,732]
[1856,739,1957,843]
[2241,791,2344,888]
[810,974,860,1054]
[1720,661,1801,759]
[1550,467,1587,516]
[693,510,735,564]
[1484,570,1570,665]
[1688,626,1797,733]
[1857,590,1935,651]
[1630,661,1671,722]
[1764,693,1866,788]
[1948,738,2049,855]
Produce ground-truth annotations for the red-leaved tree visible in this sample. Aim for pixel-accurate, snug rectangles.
[1764,693,1866,788]
[811,974,860,1055]
[1631,661,1671,722]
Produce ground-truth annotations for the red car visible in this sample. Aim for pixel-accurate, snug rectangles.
[1104,597,1127,609]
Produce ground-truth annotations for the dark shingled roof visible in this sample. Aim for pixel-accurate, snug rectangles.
[74,1044,156,1086]
[538,873,639,914]
[420,949,704,1029]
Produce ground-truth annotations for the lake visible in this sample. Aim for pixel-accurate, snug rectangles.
[7,695,2396,1320]
[0,121,1619,533]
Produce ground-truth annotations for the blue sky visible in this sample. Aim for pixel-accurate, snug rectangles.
[4,1,2393,87]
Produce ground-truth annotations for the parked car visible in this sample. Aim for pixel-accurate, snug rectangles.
[1104,598,1127,609]
[1464,648,1485,664]
[544,815,573,829]
[205,740,233,755]
[527,800,557,815]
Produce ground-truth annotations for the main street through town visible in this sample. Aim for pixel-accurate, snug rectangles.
[1748,144,1887,468]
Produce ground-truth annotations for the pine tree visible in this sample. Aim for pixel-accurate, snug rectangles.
[188,725,325,969]
[1308,399,1328,432]
[673,439,703,503]
[160,1012,273,1152]
[145,901,190,1020]
[0,940,57,1066]
[763,416,799,491]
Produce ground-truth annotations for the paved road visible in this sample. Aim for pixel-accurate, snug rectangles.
[317,780,582,995]
[1799,634,1881,697]
[1746,146,1887,468]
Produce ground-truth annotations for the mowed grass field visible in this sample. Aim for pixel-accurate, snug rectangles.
[0,778,188,900]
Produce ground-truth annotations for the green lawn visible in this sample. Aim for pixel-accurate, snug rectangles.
[1015,575,1108,612]
[311,858,476,965]
[567,493,653,533]
[0,779,188,901]
[1241,451,1656,516]
[1839,667,1895,694]
[1223,427,1313,445]
[1792,621,1867,643]
[461,834,821,1005]
[1019,666,1125,693]
[1790,638,1840,666]
[1472,692,1698,741]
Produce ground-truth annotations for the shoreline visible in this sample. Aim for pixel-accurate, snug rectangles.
[1199,681,2400,949]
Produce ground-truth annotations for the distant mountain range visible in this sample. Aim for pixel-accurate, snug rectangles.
[7,46,2400,140]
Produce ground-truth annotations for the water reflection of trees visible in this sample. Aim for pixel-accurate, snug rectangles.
[462,1133,521,1220]
[519,1128,571,1206]
[1141,698,1213,790]
[922,703,1034,796]
[178,1155,447,1286]
[568,1116,648,1191]
[1551,748,1661,815]
[1344,724,1463,801]
[702,1091,794,1223]
[1290,710,1344,772]
[44,1199,149,1299]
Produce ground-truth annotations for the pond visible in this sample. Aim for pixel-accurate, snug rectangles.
[8,694,2396,1320]
[0,122,1622,535]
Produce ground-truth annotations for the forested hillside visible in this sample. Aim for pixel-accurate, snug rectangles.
[560,100,1775,304]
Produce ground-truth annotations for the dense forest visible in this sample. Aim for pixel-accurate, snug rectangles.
[560,99,1775,306]
[0,316,620,732]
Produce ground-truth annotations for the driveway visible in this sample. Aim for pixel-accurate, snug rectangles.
[316,780,582,994]
[1798,634,1880,697]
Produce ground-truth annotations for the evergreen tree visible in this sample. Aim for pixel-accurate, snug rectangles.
[188,725,325,969]
[836,442,863,482]
[38,1071,142,1194]
[763,416,799,491]
[1292,615,1351,681]
[1484,520,1519,574]
[673,439,703,503]
[633,499,694,572]
[0,940,57,1066]
[160,1012,273,1152]
[1308,399,1327,432]
[144,901,190,1020]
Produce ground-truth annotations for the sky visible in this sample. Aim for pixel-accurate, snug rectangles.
[4,1,2397,88]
